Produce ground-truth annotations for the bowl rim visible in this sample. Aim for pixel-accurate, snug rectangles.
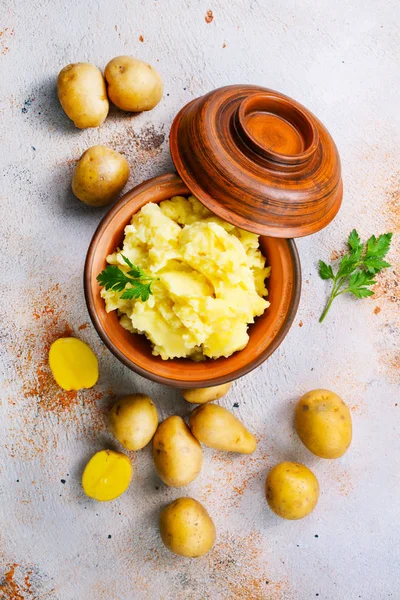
[84,173,301,387]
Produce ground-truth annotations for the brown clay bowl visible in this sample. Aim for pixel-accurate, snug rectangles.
[84,173,301,388]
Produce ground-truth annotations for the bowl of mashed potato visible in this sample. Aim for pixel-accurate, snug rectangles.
[85,173,301,388]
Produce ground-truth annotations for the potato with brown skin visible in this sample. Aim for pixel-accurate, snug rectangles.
[109,394,158,451]
[266,462,319,520]
[189,404,257,454]
[105,56,163,112]
[57,63,109,128]
[159,497,216,557]
[181,382,232,404]
[295,389,352,459]
[153,416,203,487]
[72,145,130,207]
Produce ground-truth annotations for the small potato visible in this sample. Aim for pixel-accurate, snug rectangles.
[49,337,98,391]
[159,497,216,557]
[153,416,202,487]
[181,383,232,404]
[109,394,158,451]
[82,449,133,502]
[105,56,163,112]
[266,462,319,520]
[189,404,256,454]
[72,145,130,207]
[295,389,352,459]
[57,62,109,128]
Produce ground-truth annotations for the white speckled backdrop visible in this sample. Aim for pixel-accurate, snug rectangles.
[1,0,399,598]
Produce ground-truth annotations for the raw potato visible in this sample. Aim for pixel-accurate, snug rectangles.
[82,449,133,501]
[295,389,352,459]
[72,145,130,207]
[49,337,98,391]
[181,383,232,404]
[189,404,257,454]
[159,497,216,557]
[109,394,158,451]
[153,416,203,487]
[57,63,109,128]
[266,462,319,520]
[105,56,163,112]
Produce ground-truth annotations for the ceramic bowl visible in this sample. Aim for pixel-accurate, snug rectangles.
[84,173,301,388]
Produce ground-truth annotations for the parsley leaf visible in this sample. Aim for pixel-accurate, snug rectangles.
[97,259,157,302]
[319,261,334,280]
[318,229,392,322]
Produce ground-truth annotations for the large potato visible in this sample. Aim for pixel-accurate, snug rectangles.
[181,383,232,404]
[57,63,109,128]
[72,145,130,207]
[295,389,352,459]
[109,394,158,451]
[189,404,256,454]
[159,497,216,557]
[266,462,319,520]
[105,56,163,112]
[153,416,202,487]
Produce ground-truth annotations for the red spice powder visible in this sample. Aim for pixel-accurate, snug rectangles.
[205,10,214,23]
[0,564,24,600]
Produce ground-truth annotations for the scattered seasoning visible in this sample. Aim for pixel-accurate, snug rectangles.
[139,35,144,42]
[61,479,66,484]
[298,321,303,327]
[373,306,381,314]
[233,402,239,408]
[222,42,226,48]
[314,534,319,538]
[31,146,36,151]
[108,534,112,539]
[205,9,214,23]
[78,323,89,330]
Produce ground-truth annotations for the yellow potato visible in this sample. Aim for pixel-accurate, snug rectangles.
[49,337,98,391]
[82,449,133,501]
[72,145,130,207]
[153,416,202,487]
[105,56,163,112]
[266,462,319,520]
[159,497,216,557]
[181,383,232,404]
[295,389,352,459]
[189,404,256,454]
[57,62,109,128]
[109,394,158,451]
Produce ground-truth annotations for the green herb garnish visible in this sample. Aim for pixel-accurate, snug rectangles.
[319,229,392,322]
[97,254,157,302]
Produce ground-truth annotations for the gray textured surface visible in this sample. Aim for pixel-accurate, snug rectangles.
[1,0,399,598]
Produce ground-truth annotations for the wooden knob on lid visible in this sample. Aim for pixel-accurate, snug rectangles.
[234,93,319,166]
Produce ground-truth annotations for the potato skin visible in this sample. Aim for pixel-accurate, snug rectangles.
[57,63,109,128]
[295,389,352,459]
[181,383,232,404]
[153,416,203,487]
[266,462,319,520]
[159,497,216,557]
[109,394,158,451]
[105,55,163,112]
[189,404,257,454]
[72,145,130,206]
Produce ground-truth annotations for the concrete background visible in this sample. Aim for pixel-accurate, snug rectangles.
[1,0,399,598]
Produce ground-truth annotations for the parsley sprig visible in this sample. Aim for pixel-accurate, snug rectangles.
[319,229,392,322]
[97,255,157,302]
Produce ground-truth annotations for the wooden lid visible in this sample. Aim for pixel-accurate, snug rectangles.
[170,85,342,238]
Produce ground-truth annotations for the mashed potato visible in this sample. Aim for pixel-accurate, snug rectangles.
[101,195,270,360]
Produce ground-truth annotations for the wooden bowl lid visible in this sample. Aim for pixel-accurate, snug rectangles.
[170,85,343,238]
